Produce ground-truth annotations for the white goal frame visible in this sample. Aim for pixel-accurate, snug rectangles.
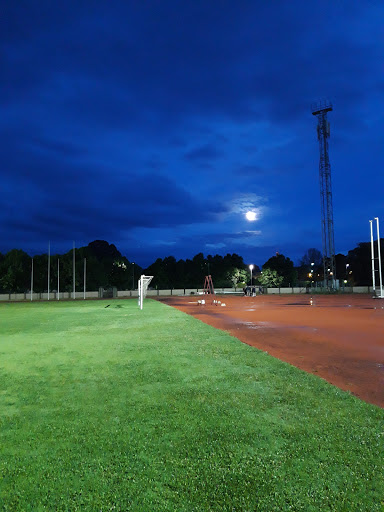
[138,275,154,310]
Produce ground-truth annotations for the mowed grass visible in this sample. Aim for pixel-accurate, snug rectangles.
[0,300,383,511]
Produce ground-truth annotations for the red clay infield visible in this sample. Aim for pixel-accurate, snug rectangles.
[158,294,384,408]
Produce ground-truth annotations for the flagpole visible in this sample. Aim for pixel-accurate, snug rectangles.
[84,258,86,300]
[48,241,50,301]
[370,220,376,295]
[73,241,75,300]
[31,258,34,301]
[375,217,383,298]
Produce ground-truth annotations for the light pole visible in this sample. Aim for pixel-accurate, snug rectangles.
[309,262,314,286]
[344,263,350,288]
[83,258,86,300]
[73,241,76,300]
[370,219,376,294]
[48,241,50,301]
[132,262,135,291]
[375,217,384,298]
[30,258,34,301]
[249,264,254,286]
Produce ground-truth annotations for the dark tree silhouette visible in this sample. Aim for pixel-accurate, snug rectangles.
[263,253,297,287]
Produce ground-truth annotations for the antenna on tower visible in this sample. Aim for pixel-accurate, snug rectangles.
[311,100,336,289]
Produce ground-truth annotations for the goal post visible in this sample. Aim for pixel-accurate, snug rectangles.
[138,275,154,310]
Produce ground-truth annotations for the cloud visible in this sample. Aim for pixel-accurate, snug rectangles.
[2,2,382,136]
[236,165,265,176]
[29,136,87,158]
[205,243,226,249]
[184,144,222,162]
[0,1,383,268]
[226,195,266,220]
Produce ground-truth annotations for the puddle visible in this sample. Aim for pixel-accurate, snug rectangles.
[283,303,310,306]
[244,321,274,329]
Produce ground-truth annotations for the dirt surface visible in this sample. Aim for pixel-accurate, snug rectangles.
[158,294,384,408]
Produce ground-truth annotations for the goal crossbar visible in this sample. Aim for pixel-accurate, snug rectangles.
[138,275,154,310]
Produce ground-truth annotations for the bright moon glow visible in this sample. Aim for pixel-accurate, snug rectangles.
[246,211,257,221]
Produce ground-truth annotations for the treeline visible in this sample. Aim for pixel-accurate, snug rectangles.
[0,239,382,293]
[0,241,142,294]
[145,253,248,289]
[0,241,250,293]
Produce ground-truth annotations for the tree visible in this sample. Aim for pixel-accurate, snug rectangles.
[191,252,206,287]
[88,240,122,261]
[299,248,322,267]
[262,253,297,286]
[0,250,31,292]
[109,258,132,289]
[163,256,178,288]
[259,268,283,287]
[87,240,122,289]
[174,259,190,289]
[298,248,323,283]
[145,258,169,289]
[346,240,384,286]
[227,268,248,288]
[335,253,348,283]
[223,253,245,270]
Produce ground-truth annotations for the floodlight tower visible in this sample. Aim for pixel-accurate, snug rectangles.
[312,100,336,288]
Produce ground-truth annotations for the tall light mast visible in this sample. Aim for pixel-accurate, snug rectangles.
[312,100,336,288]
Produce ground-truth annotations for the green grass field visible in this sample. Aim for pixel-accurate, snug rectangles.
[0,299,383,511]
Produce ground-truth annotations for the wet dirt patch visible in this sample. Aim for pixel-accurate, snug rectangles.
[158,294,384,408]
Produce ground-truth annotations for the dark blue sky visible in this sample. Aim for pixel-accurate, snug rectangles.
[2,1,383,267]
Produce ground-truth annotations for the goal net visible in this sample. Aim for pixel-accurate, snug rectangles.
[138,275,154,310]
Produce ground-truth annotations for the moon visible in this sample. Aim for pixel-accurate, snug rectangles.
[245,211,257,221]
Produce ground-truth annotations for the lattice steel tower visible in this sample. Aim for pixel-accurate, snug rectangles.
[312,101,336,288]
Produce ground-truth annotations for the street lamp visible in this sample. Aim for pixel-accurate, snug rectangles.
[309,262,315,283]
[249,264,254,286]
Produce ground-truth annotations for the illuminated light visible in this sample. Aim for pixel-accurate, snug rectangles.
[245,211,257,221]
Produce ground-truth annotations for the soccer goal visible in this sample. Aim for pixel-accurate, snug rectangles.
[138,275,154,310]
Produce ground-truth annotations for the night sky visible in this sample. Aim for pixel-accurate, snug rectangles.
[2,1,383,268]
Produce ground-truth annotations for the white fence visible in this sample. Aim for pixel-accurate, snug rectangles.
[0,286,375,302]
